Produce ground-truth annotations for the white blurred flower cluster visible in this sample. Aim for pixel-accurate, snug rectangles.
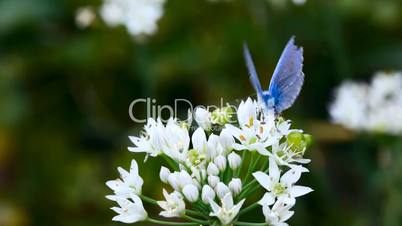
[330,71,402,135]
[106,98,313,226]
[100,0,166,37]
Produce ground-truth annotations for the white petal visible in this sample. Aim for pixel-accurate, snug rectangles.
[130,159,139,175]
[258,192,275,206]
[253,171,272,191]
[221,193,234,208]
[288,185,313,197]
[269,157,280,181]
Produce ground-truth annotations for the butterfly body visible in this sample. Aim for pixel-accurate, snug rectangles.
[243,36,304,115]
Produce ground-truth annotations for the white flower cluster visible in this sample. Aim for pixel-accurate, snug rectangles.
[99,0,166,37]
[106,98,313,226]
[329,71,402,135]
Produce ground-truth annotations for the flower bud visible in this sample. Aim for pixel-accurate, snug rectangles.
[303,134,313,148]
[214,155,227,171]
[159,166,170,183]
[195,107,211,131]
[208,175,219,188]
[182,184,199,202]
[220,128,234,153]
[228,152,241,170]
[167,173,180,191]
[216,182,231,199]
[287,131,307,155]
[228,178,242,196]
[207,162,219,176]
[211,107,234,125]
[201,185,216,203]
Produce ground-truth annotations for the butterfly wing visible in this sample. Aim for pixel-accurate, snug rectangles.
[268,36,304,114]
[243,43,264,99]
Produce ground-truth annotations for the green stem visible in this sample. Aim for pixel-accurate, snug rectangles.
[147,217,199,225]
[183,215,210,225]
[243,151,256,183]
[186,209,207,218]
[236,151,247,177]
[162,154,179,171]
[239,202,259,215]
[141,195,158,205]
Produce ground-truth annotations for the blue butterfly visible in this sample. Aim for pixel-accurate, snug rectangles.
[243,36,304,115]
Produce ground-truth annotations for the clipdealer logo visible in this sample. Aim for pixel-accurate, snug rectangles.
[128,97,238,123]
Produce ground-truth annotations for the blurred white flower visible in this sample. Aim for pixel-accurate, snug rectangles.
[253,157,313,206]
[330,71,402,135]
[157,189,186,218]
[75,6,96,28]
[329,82,368,130]
[292,0,306,5]
[100,0,166,37]
[106,159,143,198]
[262,201,294,226]
[209,193,245,225]
[110,194,147,223]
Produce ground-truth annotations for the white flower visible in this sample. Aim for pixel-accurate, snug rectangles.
[215,182,231,199]
[106,159,143,198]
[100,0,166,37]
[208,175,220,188]
[167,170,193,191]
[209,193,245,226]
[202,185,216,203]
[262,201,294,226]
[195,107,212,131]
[75,6,96,28]
[253,157,313,206]
[128,118,165,158]
[157,189,186,218]
[186,127,208,166]
[225,100,281,154]
[214,155,227,171]
[110,194,147,223]
[163,119,190,161]
[183,184,199,202]
[159,166,170,183]
[207,162,220,176]
[270,143,311,166]
[237,98,258,128]
[228,178,242,196]
[228,152,241,170]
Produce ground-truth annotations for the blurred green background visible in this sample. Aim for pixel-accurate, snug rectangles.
[1,0,402,225]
